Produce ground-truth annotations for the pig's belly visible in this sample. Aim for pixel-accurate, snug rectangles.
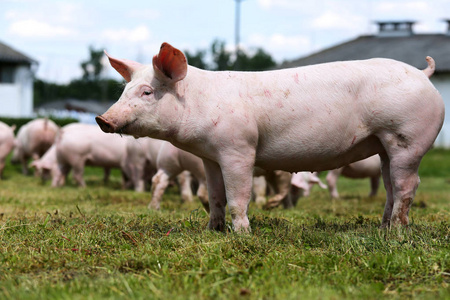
[254,135,383,172]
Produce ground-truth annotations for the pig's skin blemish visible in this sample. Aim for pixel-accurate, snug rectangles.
[351,135,356,145]
[276,101,283,108]
[293,73,299,84]
[212,116,220,126]
[264,89,272,98]
[284,89,291,98]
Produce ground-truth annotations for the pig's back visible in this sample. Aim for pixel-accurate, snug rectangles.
[58,123,127,167]
[237,59,441,171]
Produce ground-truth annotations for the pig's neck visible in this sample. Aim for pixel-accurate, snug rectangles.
[167,67,238,155]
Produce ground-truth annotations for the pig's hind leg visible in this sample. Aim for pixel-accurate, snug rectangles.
[378,134,428,227]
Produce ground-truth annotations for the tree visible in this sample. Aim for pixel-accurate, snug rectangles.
[211,40,233,71]
[184,49,208,70]
[80,46,104,81]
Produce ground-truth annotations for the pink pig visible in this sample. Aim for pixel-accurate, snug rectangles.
[326,154,381,199]
[12,118,58,175]
[150,141,209,211]
[0,121,16,179]
[29,144,62,186]
[96,43,444,232]
[55,123,129,187]
[121,137,164,192]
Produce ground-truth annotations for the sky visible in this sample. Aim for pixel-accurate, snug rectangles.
[1,0,450,84]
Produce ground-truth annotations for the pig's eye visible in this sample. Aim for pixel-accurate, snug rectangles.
[143,91,153,96]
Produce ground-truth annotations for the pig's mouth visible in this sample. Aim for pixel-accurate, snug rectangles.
[117,119,138,136]
[96,115,138,136]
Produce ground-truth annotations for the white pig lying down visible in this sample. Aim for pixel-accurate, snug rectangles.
[11,118,59,175]
[326,154,381,199]
[0,122,16,179]
[150,141,209,211]
[96,42,445,232]
[54,123,130,188]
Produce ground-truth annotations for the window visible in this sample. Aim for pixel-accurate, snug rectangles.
[0,64,15,83]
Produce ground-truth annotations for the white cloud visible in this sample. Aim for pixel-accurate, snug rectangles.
[8,19,76,38]
[248,33,311,61]
[101,25,152,43]
[311,10,366,30]
[376,1,430,14]
[257,0,312,11]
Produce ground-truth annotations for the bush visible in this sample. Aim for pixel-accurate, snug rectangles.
[0,116,78,133]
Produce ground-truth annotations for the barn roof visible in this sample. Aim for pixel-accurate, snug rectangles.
[0,40,37,65]
[280,22,450,73]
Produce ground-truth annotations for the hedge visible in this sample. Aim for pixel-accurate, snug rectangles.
[0,116,79,133]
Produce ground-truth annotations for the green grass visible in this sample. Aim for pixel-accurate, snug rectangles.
[0,149,449,299]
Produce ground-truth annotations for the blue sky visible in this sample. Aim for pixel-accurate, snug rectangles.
[2,0,450,83]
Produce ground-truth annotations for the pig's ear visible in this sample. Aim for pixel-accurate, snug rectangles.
[152,43,187,83]
[104,51,143,82]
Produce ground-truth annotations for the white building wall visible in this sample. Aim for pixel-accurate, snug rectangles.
[0,65,33,117]
[0,83,22,116]
[430,75,450,148]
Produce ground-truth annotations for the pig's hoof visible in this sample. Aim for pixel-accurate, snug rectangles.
[263,201,280,210]
[208,220,226,232]
[148,202,160,210]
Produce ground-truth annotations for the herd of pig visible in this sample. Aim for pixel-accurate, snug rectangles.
[0,117,381,211]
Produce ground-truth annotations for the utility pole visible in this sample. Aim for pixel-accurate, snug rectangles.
[234,0,244,70]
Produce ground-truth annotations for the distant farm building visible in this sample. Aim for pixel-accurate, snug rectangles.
[0,41,37,117]
[281,20,450,148]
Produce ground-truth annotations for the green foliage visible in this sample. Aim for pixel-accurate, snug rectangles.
[184,39,277,71]
[211,39,234,71]
[184,49,208,70]
[34,78,124,106]
[0,149,449,299]
[81,46,104,81]
[0,116,78,132]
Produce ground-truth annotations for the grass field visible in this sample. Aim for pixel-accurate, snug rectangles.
[0,149,449,299]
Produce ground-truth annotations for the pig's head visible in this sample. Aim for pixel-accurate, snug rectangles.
[29,160,52,181]
[96,42,188,139]
[10,139,22,164]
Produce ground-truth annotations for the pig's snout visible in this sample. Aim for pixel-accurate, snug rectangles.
[96,115,116,133]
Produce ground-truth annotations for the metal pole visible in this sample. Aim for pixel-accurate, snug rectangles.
[235,0,241,53]
[234,0,243,70]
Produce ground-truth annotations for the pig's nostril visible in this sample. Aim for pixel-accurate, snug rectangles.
[96,115,114,133]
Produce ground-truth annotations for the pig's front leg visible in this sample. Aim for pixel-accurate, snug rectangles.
[203,158,227,231]
[220,154,255,233]
[326,168,343,199]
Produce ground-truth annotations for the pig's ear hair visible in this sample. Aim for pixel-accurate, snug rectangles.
[152,42,187,83]
[104,51,143,82]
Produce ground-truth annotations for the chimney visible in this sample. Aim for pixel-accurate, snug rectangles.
[376,21,416,37]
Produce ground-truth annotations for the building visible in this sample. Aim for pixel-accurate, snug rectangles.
[0,41,37,117]
[280,20,450,148]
